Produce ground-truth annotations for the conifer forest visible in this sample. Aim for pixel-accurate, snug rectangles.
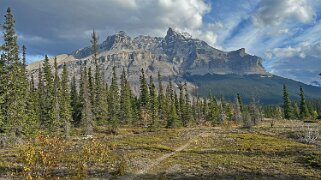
[0,7,321,179]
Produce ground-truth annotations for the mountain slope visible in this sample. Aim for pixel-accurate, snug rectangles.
[27,28,321,104]
[185,74,321,104]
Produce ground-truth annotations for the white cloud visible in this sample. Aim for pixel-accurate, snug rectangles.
[266,41,321,85]
[252,0,315,26]
[268,42,321,59]
[269,47,303,58]
[1,0,212,54]
[207,22,225,30]
[174,28,219,48]
[2,0,321,85]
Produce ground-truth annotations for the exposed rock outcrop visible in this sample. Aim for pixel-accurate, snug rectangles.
[27,28,268,94]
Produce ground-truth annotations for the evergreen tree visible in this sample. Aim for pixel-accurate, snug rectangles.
[37,66,45,126]
[166,78,174,101]
[291,102,300,119]
[174,92,180,117]
[207,96,219,125]
[88,67,95,114]
[219,95,226,123]
[299,86,310,119]
[131,96,140,125]
[42,55,55,130]
[233,95,242,122]
[283,84,292,119]
[24,60,38,136]
[60,63,72,139]
[120,68,133,124]
[81,67,93,136]
[19,45,32,136]
[182,83,194,126]
[225,104,233,121]
[91,31,108,124]
[139,68,149,109]
[166,100,181,128]
[139,69,150,126]
[220,95,226,109]
[1,8,27,138]
[157,71,165,121]
[71,75,81,126]
[178,83,184,121]
[0,55,4,131]
[249,98,260,125]
[53,57,61,133]
[108,66,119,128]
[194,96,203,124]
[237,93,244,112]
[21,45,28,89]
[202,98,209,120]
[22,45,26,66]
[26,74,39,131]
[149,75,159,127]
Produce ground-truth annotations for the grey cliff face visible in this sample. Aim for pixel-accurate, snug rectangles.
[27,28,268,94]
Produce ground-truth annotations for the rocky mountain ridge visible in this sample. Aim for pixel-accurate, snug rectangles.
[27,28,281,100]
[68,28,268,76]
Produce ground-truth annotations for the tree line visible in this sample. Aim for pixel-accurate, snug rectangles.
[0,9,319,141]
[0,9,261,139]
[263,85,320,120]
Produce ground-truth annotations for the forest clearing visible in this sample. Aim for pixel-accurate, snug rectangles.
[1,120,320,179]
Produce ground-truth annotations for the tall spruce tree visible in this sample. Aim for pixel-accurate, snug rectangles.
[0,55,4,131]
[37,66,45,126]
[53,57,61,133]
[26,74,39,135]
[139,68,149,109]
[1,8,27,138]
[60,63,72,139]
[149,75,159,127]
[299,86,310,119]
[88,67,95,113]
[174,92,180,117]
[166,78,174,101]
[21,45,28,91]
[207,96,220,125]
[182,83,194,126]
[22,49,38,136]
[157,71,165,121]
[108,66,119,128]
[237,93,244,112]
[219,97,226,123]
[42,55,55,130]
[120,68,133,124]
[71,75,81,126]
[166,99,181,128]
[194,96,202,123]
[233,95,242,122]
[282,84,292,119]
[81,67,93,136]
[202,98,209,120]
[249,98,260,125]
[91,31,108,124]
[178,83,184,121]
[139,68,150,126]
[292,102,300,119]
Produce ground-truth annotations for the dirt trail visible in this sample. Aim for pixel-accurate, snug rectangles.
[128,130,212,179]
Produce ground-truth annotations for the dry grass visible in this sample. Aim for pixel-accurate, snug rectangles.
[0,120,320,179]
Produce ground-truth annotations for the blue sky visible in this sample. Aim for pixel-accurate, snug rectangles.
[1,0,321,85]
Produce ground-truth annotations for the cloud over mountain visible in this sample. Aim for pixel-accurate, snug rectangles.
[1,0,321,85]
